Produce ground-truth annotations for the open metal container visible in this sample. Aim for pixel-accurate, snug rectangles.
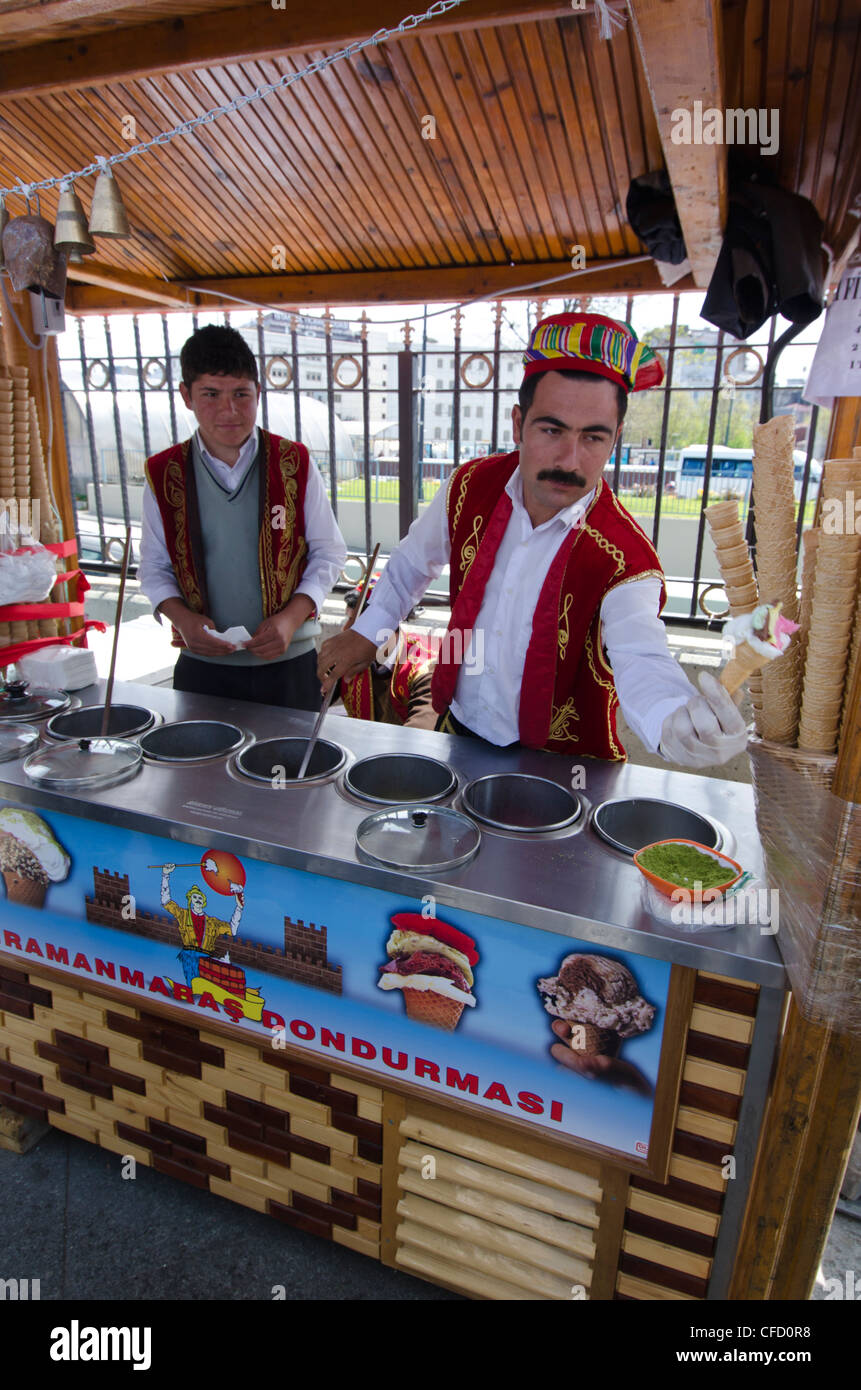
[235,736,347,784]
[139,720,245,763]
[344,753,456,805]
[591,797,722,855]
[46,704,158,741]
[461,772,582,832]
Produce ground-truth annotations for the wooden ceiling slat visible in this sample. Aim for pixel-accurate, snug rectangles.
[474,24,565,259]
[383,35,510,265]
[457,28,552,260]
[482,22,576,259]
[560,18,629,257]
[600,27,653,255]
[178,60,376,275]
[113,74,272,277]
[809,1,855,221]
[411,32,539,263]
[782,0,817,196]
[741,0,765,111]
[311,43,481,267]
[586,26,652,258]
[826,18,861,236]
[531,19,608,259]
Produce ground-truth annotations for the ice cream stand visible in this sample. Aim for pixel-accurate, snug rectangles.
[0,0,860,1304]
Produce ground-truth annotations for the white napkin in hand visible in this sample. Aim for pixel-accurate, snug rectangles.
[203,624,253,648]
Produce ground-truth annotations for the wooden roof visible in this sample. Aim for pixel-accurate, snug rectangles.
[0,0,858,311]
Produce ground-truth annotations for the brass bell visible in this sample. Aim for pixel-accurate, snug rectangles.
[55,183,95,256]
[0,196,8,271]
[88,166,130,239]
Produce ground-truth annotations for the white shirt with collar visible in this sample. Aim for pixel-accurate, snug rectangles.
[351,464,695,754]
[139,428,347,622]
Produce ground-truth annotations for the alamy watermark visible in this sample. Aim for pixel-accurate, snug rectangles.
[0,498,41,541]
[670,884,779,935]
[670,102,779,157]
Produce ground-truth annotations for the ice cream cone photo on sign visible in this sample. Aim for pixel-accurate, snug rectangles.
[537,953,655,1094]
[0,806,70,906]
[377,911,478,1031]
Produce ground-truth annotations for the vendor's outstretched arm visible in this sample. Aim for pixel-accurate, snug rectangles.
[317,482,451,692]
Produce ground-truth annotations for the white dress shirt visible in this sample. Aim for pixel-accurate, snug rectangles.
[352,466,695,754]
[139,428,347,622]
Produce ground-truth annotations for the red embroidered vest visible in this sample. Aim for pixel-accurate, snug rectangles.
[341,631,436,723]
[430,452,666,760]
[145,431,310,649]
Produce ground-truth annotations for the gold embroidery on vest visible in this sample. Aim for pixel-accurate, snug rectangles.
[451,461,480,534]
[584,629,623,759]
[558,591,574,660]
[548,696,579,743]
[460,515,484,580]
[166,447,202,612]
[582,523,626,580]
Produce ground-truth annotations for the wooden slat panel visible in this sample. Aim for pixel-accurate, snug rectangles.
[399,1169,597,1257]
[397,1218,574,1299]
[400,1141,600,1225]
[625,1199,718,1248]
[631,1171,724,1215]
[682,1057,746,1096]
[397,1244,541,1299]
[678,1079,742,1120]
[616,1272,698,1301]
[397,1192,592,1285]
[398,1115,602,1201]
[675,1105,736,1145]
[619,1251,709,1299]
[668,1153,727,1192]
[621,1230,712,1278]
[689,1004,754,1044]
[627,1186,719,1236]
[693,976,759,1016]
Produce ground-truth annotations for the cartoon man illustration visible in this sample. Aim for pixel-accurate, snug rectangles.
[161,860,244,987]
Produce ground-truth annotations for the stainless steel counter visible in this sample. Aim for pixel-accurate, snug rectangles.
[0,679,786,987]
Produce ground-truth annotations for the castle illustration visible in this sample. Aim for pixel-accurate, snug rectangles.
[85,867,343,995]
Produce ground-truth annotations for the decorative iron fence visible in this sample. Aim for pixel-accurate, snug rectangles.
[58,298,829,624]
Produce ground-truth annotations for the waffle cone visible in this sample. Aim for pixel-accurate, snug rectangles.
[2,870,47,907]
[402,988,465,1031]
[758,650,801,745]
[721,640,767,695]
[569,1023,621,1058]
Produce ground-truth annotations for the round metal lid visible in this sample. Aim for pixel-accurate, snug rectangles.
[591,797,721,856]
[0,679,70,721]
[22,736,143,791]
[235,737,346,784]
[0,720,40,762]
[140,720,245,762]
[345,753,456,805]
[356,804,480,873]
[46,703,155,741]
[462,773,581,833]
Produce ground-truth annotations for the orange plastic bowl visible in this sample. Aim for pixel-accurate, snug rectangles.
[633,838,743,900]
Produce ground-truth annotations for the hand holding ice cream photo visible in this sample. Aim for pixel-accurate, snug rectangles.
[720,601,800,697]
[537,953,655,1094]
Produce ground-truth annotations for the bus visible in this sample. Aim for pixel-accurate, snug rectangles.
[677,445,820,500]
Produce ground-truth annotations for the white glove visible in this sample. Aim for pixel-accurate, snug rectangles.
[659,671,749,769]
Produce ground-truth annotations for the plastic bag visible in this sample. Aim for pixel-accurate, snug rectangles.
[0,510,58,603]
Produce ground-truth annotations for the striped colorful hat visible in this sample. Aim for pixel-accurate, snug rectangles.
[522,313,664,392]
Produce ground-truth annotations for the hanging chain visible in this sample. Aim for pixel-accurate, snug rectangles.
[1,0,468,199]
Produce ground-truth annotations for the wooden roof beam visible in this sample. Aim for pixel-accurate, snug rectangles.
[66,261,197,309]
[628,0,727,288]
[0,0,576,97]
[64,256,693,313]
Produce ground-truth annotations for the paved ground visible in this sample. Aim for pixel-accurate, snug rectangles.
[1,581,855,1301]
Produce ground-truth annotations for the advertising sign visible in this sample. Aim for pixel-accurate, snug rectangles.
[0,804,678,1166]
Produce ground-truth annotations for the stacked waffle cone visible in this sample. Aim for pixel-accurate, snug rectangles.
[797,459,861,753]
[704,499,763,720]
[751,416,802,743]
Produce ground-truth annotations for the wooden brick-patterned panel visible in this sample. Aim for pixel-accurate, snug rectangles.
[616,970,758,1301]
[0,968,382,1259]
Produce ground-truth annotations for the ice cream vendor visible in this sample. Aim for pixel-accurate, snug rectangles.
[319,312,747,767]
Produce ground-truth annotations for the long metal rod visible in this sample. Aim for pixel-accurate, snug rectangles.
[99,525,132,736]
[295,542,380,779]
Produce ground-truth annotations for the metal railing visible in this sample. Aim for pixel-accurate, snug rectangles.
[58,299,829,622]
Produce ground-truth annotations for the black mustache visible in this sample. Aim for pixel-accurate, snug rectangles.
[537,469,587,487]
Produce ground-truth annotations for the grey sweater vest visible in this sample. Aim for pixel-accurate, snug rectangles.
[187,434,319,666]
